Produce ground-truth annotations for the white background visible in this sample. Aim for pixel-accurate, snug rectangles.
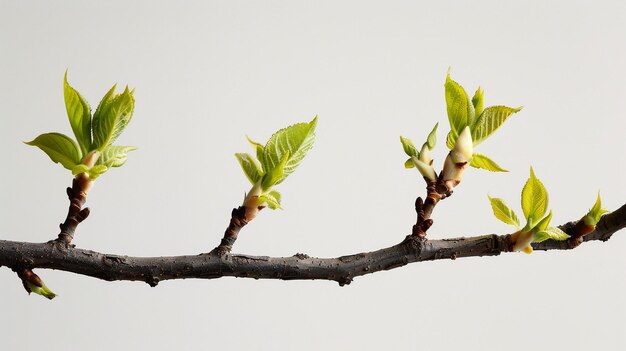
[1,1,625,350]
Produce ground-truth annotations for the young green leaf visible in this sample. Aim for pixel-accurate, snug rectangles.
[533,210,553,232]
[87,165,108,179]
[445,130,456,150]
[445,71,474,141]
[92,85,135,150]
[261,116,316,183]
[261,152,289,190]
[471,86,484,118]
[259,190,282,210]
[404,158,415,169]
[25,132,82,170]
[534,226,569,243]
[521,167,548,226]
[583,192,610,226]
[246,136,265,167]
[470,153,508,172]
[400,136,418,157]
[471,105,521,146]
[97,145,137,168]
[488,196,520,228]
[425,123,438,149]
[235,153,264,185]
[64,72,92,155]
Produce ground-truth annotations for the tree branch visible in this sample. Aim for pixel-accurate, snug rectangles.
[1,204,623,287]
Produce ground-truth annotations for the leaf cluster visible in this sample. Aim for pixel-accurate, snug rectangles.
[444,70,522,172]
[488,167,569,244]
[26,72,136,179]
[236,116,317,209]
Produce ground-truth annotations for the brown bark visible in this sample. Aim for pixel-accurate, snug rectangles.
[55,174,91,245]
[1,204,623,287]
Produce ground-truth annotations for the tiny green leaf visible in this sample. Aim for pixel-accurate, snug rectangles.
[235,153,263,185]
[470,153,508,172]
[471,105,522,146]
[261,151,289,190]
[404,158,415,169]
[400,136,418,157]
[87,165,108,179]
[25,132,82,170]
[92,85,135,150]
[471,86,484,118]
[533,210,553,232]
[64,72,92,155]
[97,145,137,168]
[246,136,265,168]
[25,281,57,300]
[445,71,474,142]
[72,164,90,175]
[259,190,282,210]
[584,192,610,226]
[534,226,569,243]
[445,130,456,150]
[521,167,548,227]
[488,196,520,228]
[261,116,316,183]
[425,123,438,149]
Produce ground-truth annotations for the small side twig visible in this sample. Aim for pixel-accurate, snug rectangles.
[54,174,91,246]
[211,206,249,256]
[412,176,451,237]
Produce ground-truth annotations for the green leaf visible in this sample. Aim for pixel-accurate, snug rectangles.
[488,196,520,228]
[25,132,82,170]
[533,210,553,232]
[92,85,135,150]
[445,71,474,142]
[261,116,317,183]
[25,281,57,300]
[246,136,265,168]
[471,105,521,146]
[445,130,456,149]
[425,123,438,149]
[584,192,609,225]
[470,153,508,172]
[259,190,282,210]
[64,72,92,155]
[471,86,484,118]
[400,136,418,157]
[97,145,137,168]
[521,167,548,227]
[235,153,263,185]
[534,226,569,243]
[261,152,289,190]
[87,165,108,179]
[404,158,415,169]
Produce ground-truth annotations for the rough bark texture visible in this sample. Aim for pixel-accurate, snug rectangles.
[1,204,623,287]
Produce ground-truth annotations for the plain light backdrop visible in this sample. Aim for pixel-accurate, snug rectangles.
[1,1,625,350]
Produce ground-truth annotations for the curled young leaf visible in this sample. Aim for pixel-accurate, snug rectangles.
[425,123,438,150]
[583,192,610,226]
[400,136,418,157]
[471,86,484,118]
[259,190,282,210]
[98,145,137,168]
[235,153,263,185]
